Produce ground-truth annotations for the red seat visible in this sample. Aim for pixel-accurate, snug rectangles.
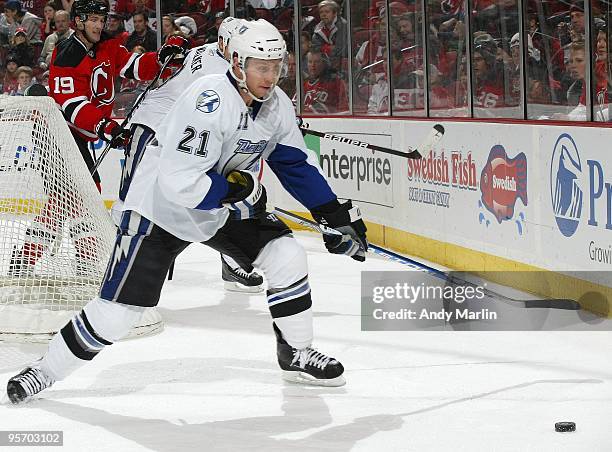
[276,9,293,31]
[256,8,274,22]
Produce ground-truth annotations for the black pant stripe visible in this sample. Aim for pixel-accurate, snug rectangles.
[269,293,312,318]
[60,321,99,361]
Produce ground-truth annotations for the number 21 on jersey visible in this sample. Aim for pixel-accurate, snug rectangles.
[177,126,209,157]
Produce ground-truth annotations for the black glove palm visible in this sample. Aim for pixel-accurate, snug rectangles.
[311,200,368,261]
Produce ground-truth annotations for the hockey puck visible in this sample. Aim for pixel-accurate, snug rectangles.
[555,422,576,432]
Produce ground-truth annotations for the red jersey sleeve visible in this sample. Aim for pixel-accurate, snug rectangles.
[113,41,161,81]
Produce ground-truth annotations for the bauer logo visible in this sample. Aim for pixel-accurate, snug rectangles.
[550,134,583,237]
[196,90,220,113]
[479,145,527,224]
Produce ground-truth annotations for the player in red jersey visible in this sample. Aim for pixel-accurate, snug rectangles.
[48,0,188,191]
[7,0,188,276]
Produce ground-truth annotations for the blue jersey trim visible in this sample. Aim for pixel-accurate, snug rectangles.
[195,170,229,210]
[267,143,336,209]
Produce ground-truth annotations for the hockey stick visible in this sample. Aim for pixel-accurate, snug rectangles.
[298,122,445,160]
[90,56,174,175]
[272,207,581,310]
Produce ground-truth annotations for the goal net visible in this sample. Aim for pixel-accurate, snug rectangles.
[0,95,161,342]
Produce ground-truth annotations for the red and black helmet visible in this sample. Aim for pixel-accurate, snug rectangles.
[71,0,109,22]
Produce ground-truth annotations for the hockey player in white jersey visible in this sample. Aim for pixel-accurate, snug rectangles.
[7,20,367,403]
[118,16,265,293]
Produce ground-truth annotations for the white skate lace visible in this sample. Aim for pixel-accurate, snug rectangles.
[291,348,332,370]
[233,267,250,278]
[14,368,54,396]
[231,266,258,280]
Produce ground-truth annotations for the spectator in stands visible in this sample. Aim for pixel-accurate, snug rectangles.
[300,31,311,72]
[61,0,75,14]
[278,50,296,100]
[18,0,61,19]
[13,65,33,95]
[38,10,72,71]
[3,54,20,94]
[506,32,543,106]
[570,1,585,37]
[553,41,588,120]
[311,0,348,69]
[302,49,348,114]
[391,13,423,76]
[566,40,585,106]
[247,0,276,8]
[125,12,156,52]
[0,0,43,44]
[355,14,387,72]
[394,13,417,50]
[507,33,522,104]
[116,0,155,18]
[40,1,57,41]
[40,69,50,89]
[472,33,505,109]
[367,57,390,115]
[196,0,225,14]
[435,16,465,82]
[593,20,609,120]
[161,15,179,43]
[10,27,36,68]
[232,4,258,20]
[428,63,453,110]
[106,12,129,43]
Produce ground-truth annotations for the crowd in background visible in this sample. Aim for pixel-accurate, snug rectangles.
[0,0,609,121]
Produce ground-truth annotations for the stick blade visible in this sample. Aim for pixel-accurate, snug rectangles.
[433,124,445,135]
[412,124,445,158]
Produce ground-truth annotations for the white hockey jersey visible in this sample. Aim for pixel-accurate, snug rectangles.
[122,72,337,242]
[129,43,230,131]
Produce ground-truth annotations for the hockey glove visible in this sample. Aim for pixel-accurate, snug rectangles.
[311,200,368,261]
[95,118,131,148]
[158,35,190,66]
[221,170,267,220]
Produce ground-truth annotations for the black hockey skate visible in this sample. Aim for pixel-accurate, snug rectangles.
[7,365,55,404]
[221,256,264,293]
[274,324,345,387]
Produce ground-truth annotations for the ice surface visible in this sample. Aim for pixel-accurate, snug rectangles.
[1,232,611,451]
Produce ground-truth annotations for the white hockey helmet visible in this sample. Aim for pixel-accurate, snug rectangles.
[228,19,287,101]
[218,16,240,49]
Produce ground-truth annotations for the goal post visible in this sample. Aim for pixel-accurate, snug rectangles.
[0,95,162,342]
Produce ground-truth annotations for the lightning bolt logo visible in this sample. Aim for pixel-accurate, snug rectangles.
[109,236,132,277]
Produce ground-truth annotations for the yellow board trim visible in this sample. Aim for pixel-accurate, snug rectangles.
[0,198,44,215]
[284,211,611,317]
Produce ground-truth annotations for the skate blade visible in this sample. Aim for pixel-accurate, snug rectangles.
[282,370,346,387]
[223,281,264,293]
